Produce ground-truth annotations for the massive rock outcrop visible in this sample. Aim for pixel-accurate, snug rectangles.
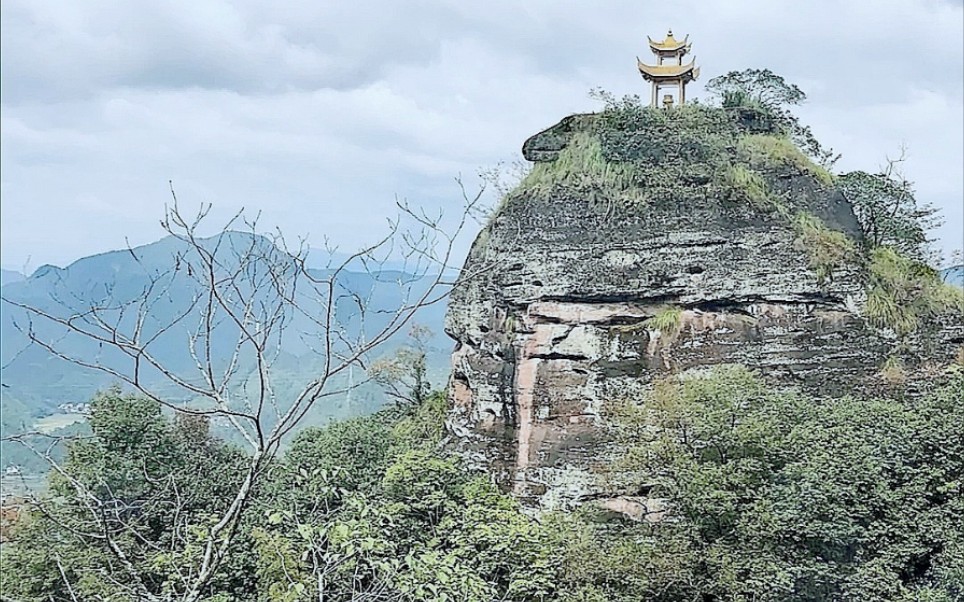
[444,109,963,511]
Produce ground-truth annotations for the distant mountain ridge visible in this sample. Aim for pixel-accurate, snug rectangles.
[1,269,25,287]
[1,232,450,426]
[943,264,964,287]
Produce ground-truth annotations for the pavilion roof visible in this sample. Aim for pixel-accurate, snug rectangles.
[647,30,691,53]
[637,59,700,81]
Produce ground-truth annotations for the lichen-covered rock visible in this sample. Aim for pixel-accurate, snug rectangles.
[521,113,597,162]
[445,111,964,512]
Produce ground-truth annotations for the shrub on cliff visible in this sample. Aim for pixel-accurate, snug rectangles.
[706,68,839,169]
[839,164,942,262]
[865,246,964,335]
[599,366,964,601]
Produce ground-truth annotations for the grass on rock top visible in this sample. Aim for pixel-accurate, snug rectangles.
[515,133,643,204]
[720,164,781,213]
[506,101,835,215]
[737,134,835,188]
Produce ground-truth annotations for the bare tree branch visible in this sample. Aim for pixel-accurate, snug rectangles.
[0,179,491,601]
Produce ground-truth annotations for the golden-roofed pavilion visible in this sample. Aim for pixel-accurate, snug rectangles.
[638,30,700,107]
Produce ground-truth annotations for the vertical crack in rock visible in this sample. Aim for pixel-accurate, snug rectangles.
[511,326,550,495]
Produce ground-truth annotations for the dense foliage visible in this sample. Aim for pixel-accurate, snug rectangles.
[2,390,253,600]
[602,366,964,601]
[5,367,963,601]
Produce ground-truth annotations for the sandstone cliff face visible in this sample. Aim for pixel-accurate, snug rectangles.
[444,112,963,511]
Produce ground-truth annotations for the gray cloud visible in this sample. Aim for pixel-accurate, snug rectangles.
[0,1,461,103]
[1,0,962,272]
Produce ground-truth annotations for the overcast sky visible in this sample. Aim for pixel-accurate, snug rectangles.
[2,0,962,272]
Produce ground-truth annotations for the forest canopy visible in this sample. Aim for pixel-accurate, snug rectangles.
[4,368,963,601]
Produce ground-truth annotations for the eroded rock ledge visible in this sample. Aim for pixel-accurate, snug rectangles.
[444,115,963,511]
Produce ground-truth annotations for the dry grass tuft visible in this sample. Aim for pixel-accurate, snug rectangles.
[878,356,908,385]
[738,134,835,187]
[792,212,857,283]
[865,247,964,336]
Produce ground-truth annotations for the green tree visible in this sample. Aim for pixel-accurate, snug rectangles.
[839,151,942,260]
[3,389,254,601]
[706,68,805,109]
[706,68,838,167]
[369,324,435,408]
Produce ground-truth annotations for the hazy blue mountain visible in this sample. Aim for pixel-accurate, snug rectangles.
[1,269,24,287]
[308,248,462,278]
[0,232,451,427]
[309,249,417,273]
[942,264,964,287]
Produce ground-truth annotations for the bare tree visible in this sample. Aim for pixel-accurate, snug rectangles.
[1,180,488,601]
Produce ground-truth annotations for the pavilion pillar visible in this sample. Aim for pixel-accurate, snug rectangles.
[679,80,685,105]
[651,83,658,107]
